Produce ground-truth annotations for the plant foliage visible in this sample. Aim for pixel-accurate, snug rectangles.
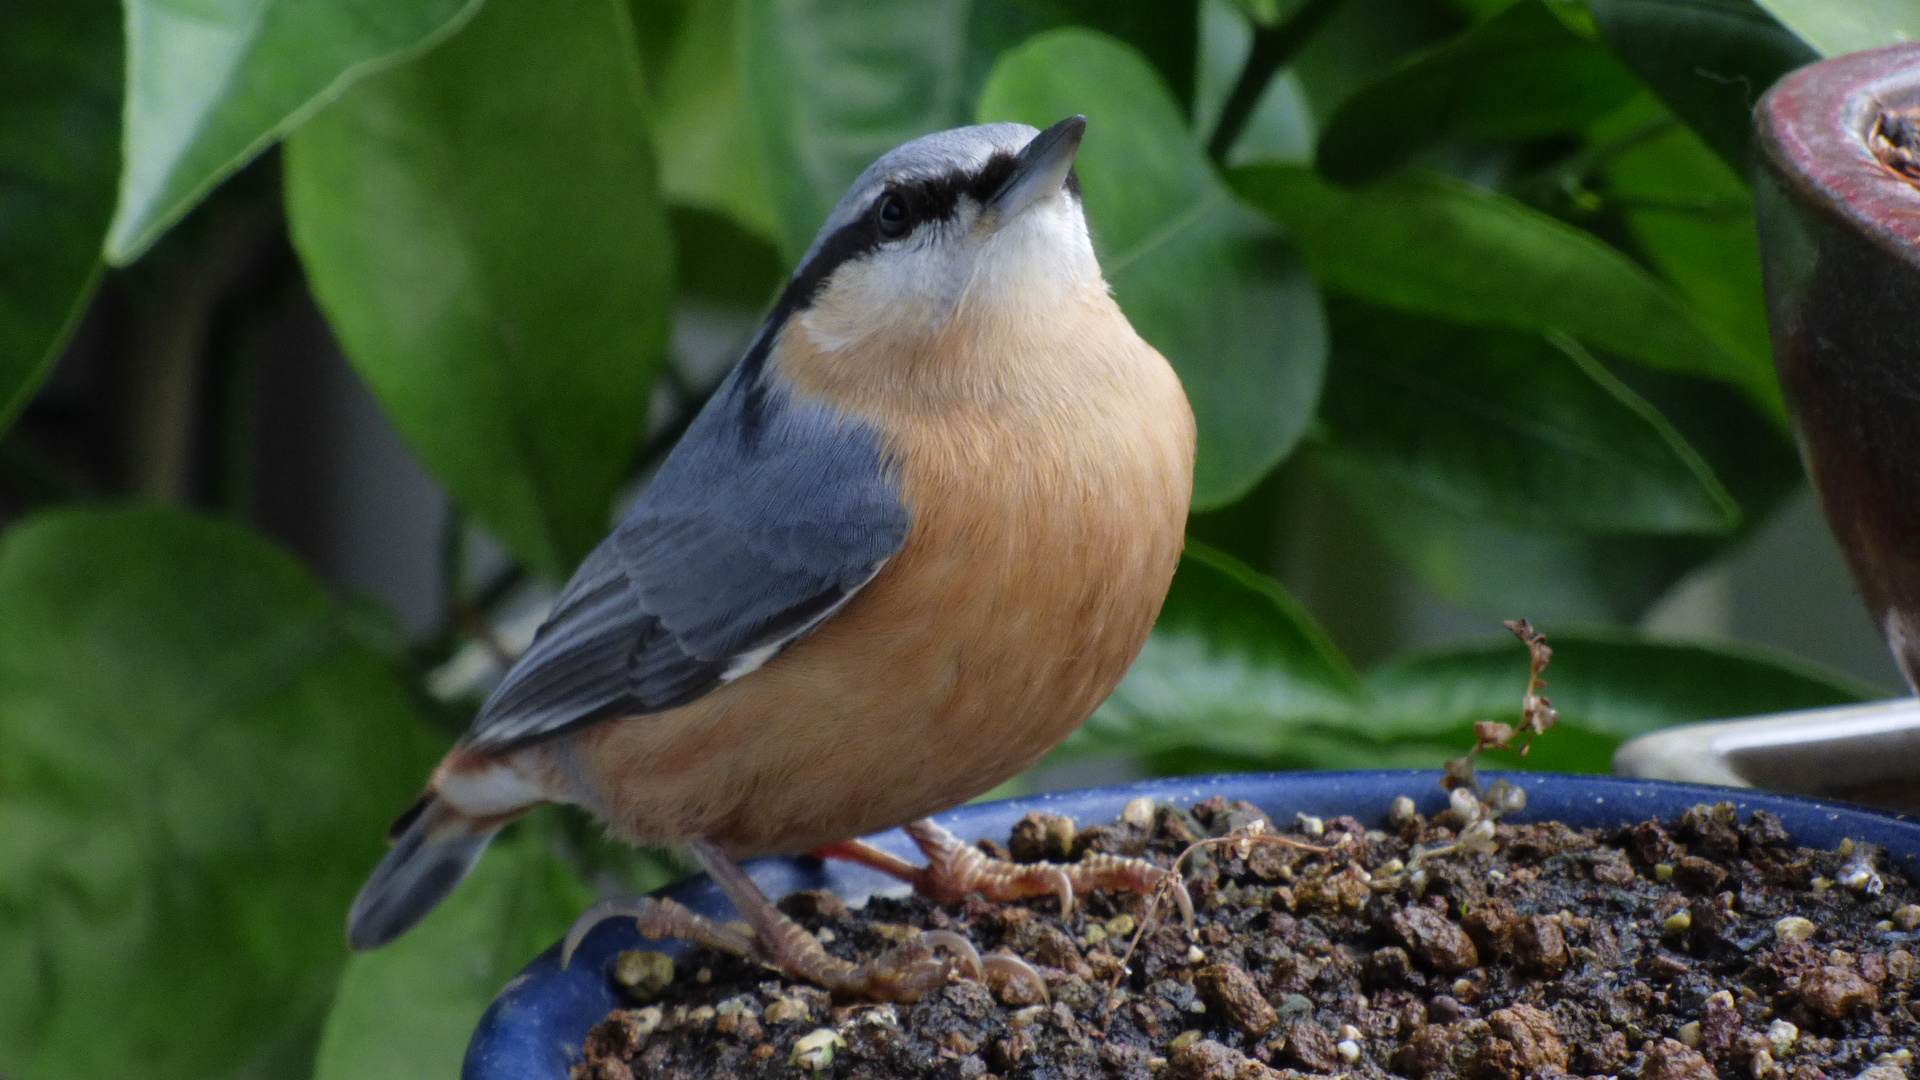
[0,0,1905,1073]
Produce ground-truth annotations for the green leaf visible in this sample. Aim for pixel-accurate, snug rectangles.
[980,29,1329,508]
[1060,542,1360,761]
[738,0,971,261]
[108,0,477,264]
[1363,625,1876,745]
[0,507,444,1080]
[1230,164,1781,420]
[1753,0,1920,55]
[1317,0,1639,185]
[1290,0,1467,124]
[285,0,672,579]
[738,0,1201,262]
[1319,455,1713,620]
[967,1,1201,118]
[1316,299,1738,534]
[652,0,780,241]
[1585,0,1815,170]
[1082,554,1870,777]
[313,831,592,1080]
[1322,374,1801,623]
[0,0,120,433]
[1598,94,1772,364]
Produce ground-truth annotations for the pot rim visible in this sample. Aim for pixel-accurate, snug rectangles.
[1758,40,1920,273]
[463,769,1920,1080]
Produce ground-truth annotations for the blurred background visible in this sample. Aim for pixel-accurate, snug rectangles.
[3,0,1915,1076]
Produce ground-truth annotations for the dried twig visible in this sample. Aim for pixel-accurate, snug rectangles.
[1444,619,1559,793]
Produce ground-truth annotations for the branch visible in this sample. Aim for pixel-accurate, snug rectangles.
[1207,0,1347,165]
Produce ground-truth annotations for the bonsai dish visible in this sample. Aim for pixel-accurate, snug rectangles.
[463,770,1920,1080]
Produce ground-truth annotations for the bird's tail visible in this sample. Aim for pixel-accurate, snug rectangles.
[347,793,509,950]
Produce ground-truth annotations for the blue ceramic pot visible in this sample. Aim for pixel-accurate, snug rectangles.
[463,770,1920,1079]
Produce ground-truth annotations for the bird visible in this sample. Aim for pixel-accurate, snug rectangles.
[346,116,1196,1001]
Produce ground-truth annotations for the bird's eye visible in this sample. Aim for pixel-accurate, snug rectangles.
[875,192,911,239]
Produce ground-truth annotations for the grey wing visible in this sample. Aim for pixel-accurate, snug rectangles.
[463,366,911,753]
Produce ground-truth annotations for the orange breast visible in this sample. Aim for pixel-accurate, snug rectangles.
[570,285,1194,856]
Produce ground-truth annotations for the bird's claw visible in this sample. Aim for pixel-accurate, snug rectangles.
[827,818,1191,927]
[560,895,758,968]
[819,935,958,1002]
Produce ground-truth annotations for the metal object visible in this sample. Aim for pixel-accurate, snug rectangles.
[1614,697,1920,810]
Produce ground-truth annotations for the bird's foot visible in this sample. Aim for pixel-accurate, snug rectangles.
[683,839,991,1002]
[560,888,984,1002]
[560,836,1063,1003]
[815,817,1194,926]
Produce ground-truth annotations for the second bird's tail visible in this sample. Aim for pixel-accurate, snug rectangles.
[347,794,507,950]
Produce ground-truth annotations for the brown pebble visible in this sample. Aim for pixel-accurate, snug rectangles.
[569,1059,634,1080]
[1394,905,1481,974]
[1281,1020,1341,1072]
[1627,820,1678,865]
[1889,949,1916,987]
[1395,1022,1464,1079]
[1004,915,1092,978]
[1513,915,1569,977]
[580,1010,648,1062]
[1464,900,1519,960]
[1641,1037,1717,1080]
[1591,859,1637,885]
[1894,905,1920,932]
[1169,1037,1278,1080]
[991,1029,1036,1070]
[610,950,676,1003]
[1009,811,1077,862]
[1674,855,1731,894]
[1699,990,1741,1062]
[1859,951,1889,986]
[1795,965,1879,1018]
[1248,842,1298,881]
[1195,962,1279,1038]
[1471,1005,1567,1080]
[1576,1030,1629,1073]
[1365,945,1416,988]
[776,889,849,922]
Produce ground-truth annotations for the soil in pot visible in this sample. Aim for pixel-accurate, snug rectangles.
[571,785,1920,1080]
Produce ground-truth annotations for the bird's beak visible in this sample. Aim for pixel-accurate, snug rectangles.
[989,115,1085,225]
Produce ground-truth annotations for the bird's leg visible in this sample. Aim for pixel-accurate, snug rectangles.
[686,839,977,1002]
[815,818,1194,926]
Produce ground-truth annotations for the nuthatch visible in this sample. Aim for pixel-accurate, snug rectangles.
[348,117,1196,999]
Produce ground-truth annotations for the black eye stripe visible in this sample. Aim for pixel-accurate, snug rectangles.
[760,147,1080,342]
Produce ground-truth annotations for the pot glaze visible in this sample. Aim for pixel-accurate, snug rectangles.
[1755,42,1920,688]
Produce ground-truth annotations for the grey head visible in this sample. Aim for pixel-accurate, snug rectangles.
[766,117,1095,350]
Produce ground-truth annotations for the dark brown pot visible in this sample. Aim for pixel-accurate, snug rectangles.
[1756,41,1920,690]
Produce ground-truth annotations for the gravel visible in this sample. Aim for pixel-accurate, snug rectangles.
[573,793,1920,1080]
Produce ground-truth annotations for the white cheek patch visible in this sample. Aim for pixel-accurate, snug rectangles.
[800,220,977,351]
[795,193,1100,352]
[967,196,1103,315]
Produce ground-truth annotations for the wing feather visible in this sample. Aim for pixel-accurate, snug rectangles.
[462,363,910,753]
